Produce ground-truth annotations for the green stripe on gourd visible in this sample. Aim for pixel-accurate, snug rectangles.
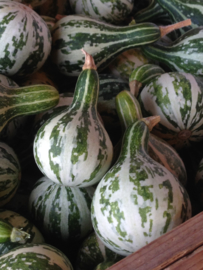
[157,0,203,34]
[141,27,203,77]
[115,90,187,186]
[34,52,113,187]
[0,142,21,207]
[75,231,123,270]
[134,0,171,24]
[51,15,182,76]
[68,0,134,25]
[129,63,165,97]
[91,119,191,256]
[139,72,203,149]
[28,176,94,243]
[0,84,59,136]
[0,243,74,270]
[0,1,51,78]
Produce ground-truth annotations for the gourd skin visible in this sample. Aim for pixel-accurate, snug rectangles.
[91,120,191,256]
[34,64,113,187]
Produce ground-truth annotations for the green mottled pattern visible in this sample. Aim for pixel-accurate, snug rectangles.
[75,232,123,270]
[157,0,203,33]
[0,1,51,77]
[91,120,191,256]
[129,64,165,85]
[0,243,73,270]
[28,176,94,243]
[115,89,187,185]
[139,72,203,148]
[34,68,113,187]
[0,209,44,255]
[134,0,171,24]
[0,84,59,134]
[141,27,203,77]
[0,142,21,207]
[69,0,134,24]
[51,15,161,76]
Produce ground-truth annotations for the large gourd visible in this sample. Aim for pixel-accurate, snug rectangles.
[34,51,113,187]
[0,1,51,78]
[91,118,191,256]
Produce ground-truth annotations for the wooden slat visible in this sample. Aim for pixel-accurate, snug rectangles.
[108,212,203,270]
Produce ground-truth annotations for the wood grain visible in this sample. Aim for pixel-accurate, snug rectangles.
[108,212,203,270]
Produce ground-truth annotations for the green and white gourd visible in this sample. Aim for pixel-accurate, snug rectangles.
[115,90,187,186]
[28,176,94,243]
[51,15,176,76]
[0,1,51,78]
[75,231,123,270]
[141,27,203,77]
[68,0,134,25]
[139,72,203,149]
[34,51,113,187]
[0,142,21,207]
[91,119,191,256]
[0,243,74,270]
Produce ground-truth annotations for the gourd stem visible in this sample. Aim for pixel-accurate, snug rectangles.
[141,116,160,131]
[129,80,142,97]
[159,19,191,37]
[81,49,97,70]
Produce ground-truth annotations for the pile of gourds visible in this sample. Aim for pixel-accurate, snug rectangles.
[0,0,202,269]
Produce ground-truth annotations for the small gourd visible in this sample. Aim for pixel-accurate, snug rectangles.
[91,118,191,256]
[34,50,113,187]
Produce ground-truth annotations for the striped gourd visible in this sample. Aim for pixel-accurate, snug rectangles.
[0,142,21,207]
[115,90,187,186]
[139,72,203,149]
[141,27,203,77]
[91,119,192,256]
[51,15,187,77]
[0,243,74,270]
[0,1,51,78]
[134,0,171,24]
[157,0,203,33]
[0,83,59,136]
[68,0,134,25]
[75,232,123,270]
[34,51,113,187]
[28,176,94,243]
[129,63,165,96]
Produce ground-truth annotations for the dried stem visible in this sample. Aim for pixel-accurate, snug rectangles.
[81,49,97,70]
[159,19,191,37]
[141,116,160,131]
[129,80,142,97]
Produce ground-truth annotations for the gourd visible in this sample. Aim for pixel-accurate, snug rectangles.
[115,90,187,186]
[28,176,94,244]
[0,1,51,78]
[75,231,123,270]
[0,83,59,136]
[0,243,74,270]
[51,15,191,76]
[68,0,134,25]
[129,63,165,96]
[91,118,191,256]
[0,142,21,207]
[138,72,203,149]
[141,27,203,77]
[34,51,113,187]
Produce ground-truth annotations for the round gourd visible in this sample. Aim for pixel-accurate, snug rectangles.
[91,119,192,256]
[0,1,51,78]
[28,176,94,244]
[139,72,203,149]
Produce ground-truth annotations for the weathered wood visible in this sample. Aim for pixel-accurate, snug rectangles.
[108,212,203,270]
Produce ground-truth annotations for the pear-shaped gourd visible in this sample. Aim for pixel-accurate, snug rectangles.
[115,90,187,186]
[34,50,113,187]
[91,118,191,256]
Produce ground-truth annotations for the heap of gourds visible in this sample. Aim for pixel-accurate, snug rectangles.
[0,0,202,269]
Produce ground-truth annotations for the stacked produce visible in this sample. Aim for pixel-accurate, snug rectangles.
[0,0,202,269]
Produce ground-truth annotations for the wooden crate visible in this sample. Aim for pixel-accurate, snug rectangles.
[108,211,203,270]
